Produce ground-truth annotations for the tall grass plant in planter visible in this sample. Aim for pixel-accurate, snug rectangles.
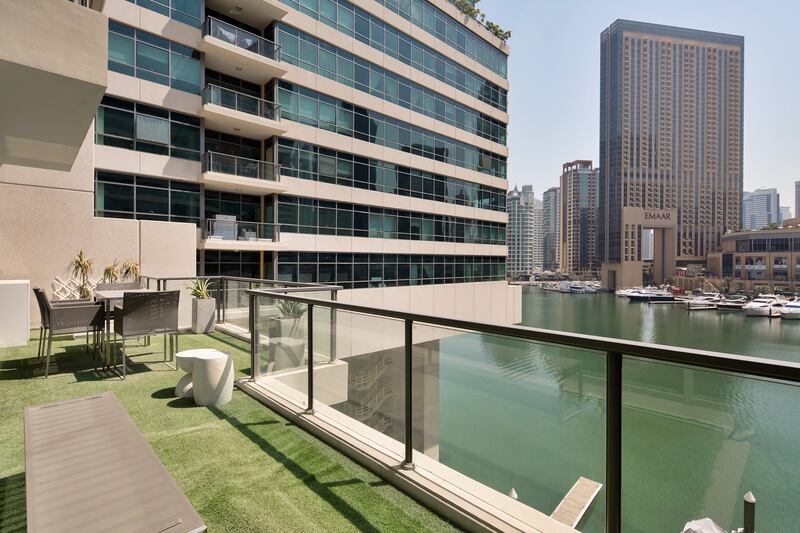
[188,278,216,334]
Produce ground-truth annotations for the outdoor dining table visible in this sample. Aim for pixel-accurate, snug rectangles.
[94,288,155,368]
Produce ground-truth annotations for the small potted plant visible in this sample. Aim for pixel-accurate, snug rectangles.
[188,278,216,333]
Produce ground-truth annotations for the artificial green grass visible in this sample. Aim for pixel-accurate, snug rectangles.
[0,330,460,533]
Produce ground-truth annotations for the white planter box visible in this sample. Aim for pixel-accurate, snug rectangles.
[0,280,30,347]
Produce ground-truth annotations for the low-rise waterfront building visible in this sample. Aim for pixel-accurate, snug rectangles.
[707,223,800,290]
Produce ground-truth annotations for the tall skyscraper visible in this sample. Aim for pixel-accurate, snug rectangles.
[599,20,744,288]
[560,160,599,276]
[0,0,518,322]
[542,186,561,271]
[742,188,780,229]
[506,186,542,278]
[795,181,800,221]
[780,206,792,223]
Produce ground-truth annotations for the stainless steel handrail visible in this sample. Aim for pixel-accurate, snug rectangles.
[202,16,281,61]
[202,84,281,120]
[202,151,281,182]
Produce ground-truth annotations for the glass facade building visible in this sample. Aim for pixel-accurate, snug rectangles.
[90,0,509,287]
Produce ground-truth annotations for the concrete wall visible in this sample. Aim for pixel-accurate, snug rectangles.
[0,0,107,170]
[0,133,197,327]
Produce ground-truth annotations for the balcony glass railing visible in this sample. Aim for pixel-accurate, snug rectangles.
[203,219,279,242]
[202,84,281,121]
[202,152,280,182]
[244,289,800,533]
[203,17,281,61]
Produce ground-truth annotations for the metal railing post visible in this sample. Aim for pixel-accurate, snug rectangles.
[402,319,414,470]
[606,351,622,533]
[305,303,314,415]
[250,293,259,380]
[329,291,337,362]
[743,491,755,533]
[222,278,227,323]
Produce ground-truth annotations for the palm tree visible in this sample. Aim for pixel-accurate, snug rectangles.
[66,250,94,299]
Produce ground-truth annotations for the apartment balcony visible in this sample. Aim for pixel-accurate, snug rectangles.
[0,0,107,170]
[200,17,287,84]
[200,84,287,139]
[200,219,282,251]
[200,151,287,195]
[205,0,288,29]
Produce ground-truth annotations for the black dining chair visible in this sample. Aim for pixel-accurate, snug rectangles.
[38,292,104,378]
[113,291,180,379]
[32,288,96,360]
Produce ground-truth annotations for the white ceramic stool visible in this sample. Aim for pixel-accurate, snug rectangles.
[174,349,232,406]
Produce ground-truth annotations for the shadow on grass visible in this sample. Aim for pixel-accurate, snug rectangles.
[0,472,26,533]
[151,387,176,399]
[0,343,103,381]
[206,406,380,533]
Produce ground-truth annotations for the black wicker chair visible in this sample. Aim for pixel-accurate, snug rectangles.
[32,288,96,360]
[40,294,104,378]
[113,291,180,379]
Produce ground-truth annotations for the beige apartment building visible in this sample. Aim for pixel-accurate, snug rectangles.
[0,0,520,326]
[599,20,744,289]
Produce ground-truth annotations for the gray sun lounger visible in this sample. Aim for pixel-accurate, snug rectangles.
[25,392,206,533]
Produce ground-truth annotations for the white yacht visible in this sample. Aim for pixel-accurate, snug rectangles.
[627,288,675,302]
[615,287,641,298]
[716,295,749,311]
[780,299,800,320]
[685,292,722,310]
[743,294,786,318]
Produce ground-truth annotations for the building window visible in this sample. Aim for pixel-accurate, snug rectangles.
[108,21,202,94]
[277,196,505,244]
[773,257,789,281]
[274,139,505,211]
[95,171,200,223]
[202,251,263,278]
[277,0,507,111]
[96,96,202,160]
[375,0,506,78]
[277,252,505,289]
[275,24,506,145]
[126,0,202,26]
[204,191,262,222]
[276,82,506,178]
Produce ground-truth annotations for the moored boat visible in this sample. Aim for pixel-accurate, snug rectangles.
[685,292,722,310]
[743,294,786,318]
[780,299,800,320]
[716,295,749,311]
[627,288,675,302]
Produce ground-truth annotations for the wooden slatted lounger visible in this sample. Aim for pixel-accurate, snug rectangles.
[25,392,206,533]
[551,476,603,529]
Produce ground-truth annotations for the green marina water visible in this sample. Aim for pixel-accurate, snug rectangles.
[435,288,800,532]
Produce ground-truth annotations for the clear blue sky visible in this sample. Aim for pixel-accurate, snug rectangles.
[481,0,799,214]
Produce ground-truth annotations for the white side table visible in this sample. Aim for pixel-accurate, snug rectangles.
[175,349,232,406]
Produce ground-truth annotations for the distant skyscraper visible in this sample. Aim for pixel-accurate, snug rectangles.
[742,188,780,229]
[599,20,744,288]
[560,161,599,276]
[506,186,543,278]
[795,181,800,221]
[542,186,561,271]
[781,206,792,224]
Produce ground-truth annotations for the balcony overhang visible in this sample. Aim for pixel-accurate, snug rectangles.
[199,36,287,85]
[200,171,288,195]
[0,0,107,170]
[200,103,287,139]
[199,238,283,252]
[205,0,288,28]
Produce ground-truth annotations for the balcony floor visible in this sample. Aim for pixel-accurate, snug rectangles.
[0,331,459,533]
